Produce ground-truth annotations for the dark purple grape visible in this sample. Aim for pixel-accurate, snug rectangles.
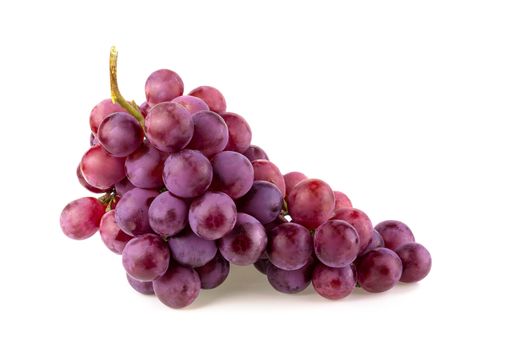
[153,264,201,309]
[126,273,154,295]
[283,172,307,197]
[314,220,360,268]
[187,110,228,157]
[243,145,268,161]
[189,192,237,240]
[189,86,226,114]
[360,229,384,256]
[211,151,254,199]
[267,223,313,271]
[163,150,212,198]
[145,69,184,105]
[267,259,314,294]
[115,177,135,196]
[221,112,252,153]
[60,197,105,240]
[288,179,335,229]
[218,213,267,265]
[238,181,283,224]
[99,210,132,254]
[395,243,432,283]
[172,95,209,114]
[126,142,166,189]
[254,257,271,275]
[122,233,170,282]
[312,263,356,300]
[375,220,415,251]
[252,160,286,196]
[76,164,107,193]
[145,102,193,153]
[355,248,402,293]
[195,253,230,289]
[332,208,374,253]
[80,145,126,190]
[334,191,353,210]
[97,112,144,157]
[169,229,217,267]
[115,188,157,236]
[148,191,188,238]
[89,98,127,134]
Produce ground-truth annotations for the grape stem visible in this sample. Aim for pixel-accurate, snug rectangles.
[98,191,117,212]
[109,46,145,127]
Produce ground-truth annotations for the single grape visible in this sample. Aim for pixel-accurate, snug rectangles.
[145,102,193,153]
[172,95,209,114]
[148,191,188,238]
[287,179,335,229]
[60,197,105,240]
[221,112,252,153]
[189,86,226,114]
[395,243,432,283]
[186,110,228,157]
[189,192,237,240]
[76,164,107,193]
[267,223,313,271]
[80,145,126,190]
[195,252,230,289]
[334,191,353,211]
[332,208,374,253]
[312,263,356,300]
[254,257,271,275]
[243,145,268,161]
[314,220,360,268]
[97,112,144,157]
[267,258,314,294]
[283,172,307,198]
[115,177,135,196]
[169,229,218,267]
[89,98,127,134]
[115,188,158,236]
[238,181,283,224]
[125,141,167,189]
[145,69,184,105]
[355,247,402,293]
[139,101,150,117]
[153,264,201,309]
[122,233,170,282]
[252,160,286,196]
[211,151,254,199]
[99,210,132,254]
[126,273,154,295]
[163,150,213,198]
[360,229,384,256]
[375,220,415,251]
[218,213,267,266]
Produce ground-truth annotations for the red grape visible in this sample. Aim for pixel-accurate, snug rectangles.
[60,197,105,240]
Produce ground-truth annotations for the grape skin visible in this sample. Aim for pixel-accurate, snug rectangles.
[125,142,167,189]
[99,210,132,254]
[195,252,230,289]
[313,220,360,268]
[153,264,201,309]
[126,274,154,295]
[186,110,228,157]
[145,102,194,153]
[122,233,170,282]
[267,222,313,271]
[163,150,213,198]
[356,247,402,293]
[252,160,286,196]
[169,229,218,267]
[115,188,158,236]
[76,164,107,193]
[333,191,353,210]
[221,112,252,153]
[332,208,374,253]
[148,191,188,238]
[267,258,314,294]
[395,243,432,283]
[172,95,209,115]
[60,197,105,240]
[283,172,307,198]
[97,112,144,157]
[189,192,237,240]
[238,181,283,224]
[189,86,226,114]
[287,179,335,229]
[360,229,384,256]
[375,220,415,251]
[243,145,268,162]
[115,177,135,196]
[312,263,356,300]
[89,98,127,134]
[211,151,254,199]
[145,69,184,105]
[80,145,126,190]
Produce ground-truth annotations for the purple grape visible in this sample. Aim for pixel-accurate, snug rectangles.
[187,110,228,157]
[169,229,218,267]
[89,98,127,134]
[314,220,360,268]
[288,179,335,229]
[264,215,289,231]
[312,263,356,300]
[395,243,432,283]
[332,208,374,253]
[355,248,402,293]
[125,142,166,189]
[218,213,267,266]
[360,229,384,256]
[252,160,286,196]
[334,191,353,210]
[148,192,188,238]
[283,172,307,198]
[267,223,313,271]
[254,257,271,275]
[195,252,230,289]
[115,177,135,196]
[145,102,193,153]
[238,181,283,224]
[76,164,107,193]
[243,145,268,161]
[153,264,201,309]
[99,210,132,254]
[97,112,144,157]
[145,69,184,105]
[221,112,252,153]
[122,233,170,282]
[375,220,415,251]
[60,197,105,240]
[211,151,254,199]
[163,150,212,198]
[115,188,157,236]
[172,95,209,114]
[139,101,150,117]
[189,192,237,240]
[267,259,314,294]
[189,86,226,114]
[80,145,126,190]
[126,274,154,295]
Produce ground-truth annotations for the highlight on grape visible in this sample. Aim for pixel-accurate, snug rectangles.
[60,47,432,309]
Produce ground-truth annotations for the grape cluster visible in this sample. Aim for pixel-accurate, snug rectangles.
[60,49,432,309]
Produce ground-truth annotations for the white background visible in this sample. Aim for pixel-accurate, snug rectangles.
[1,1,524,349]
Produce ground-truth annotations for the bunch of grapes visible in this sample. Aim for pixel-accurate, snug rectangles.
[60,48,432,309]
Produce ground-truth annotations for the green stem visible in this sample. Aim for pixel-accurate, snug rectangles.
[109,46,145,126]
